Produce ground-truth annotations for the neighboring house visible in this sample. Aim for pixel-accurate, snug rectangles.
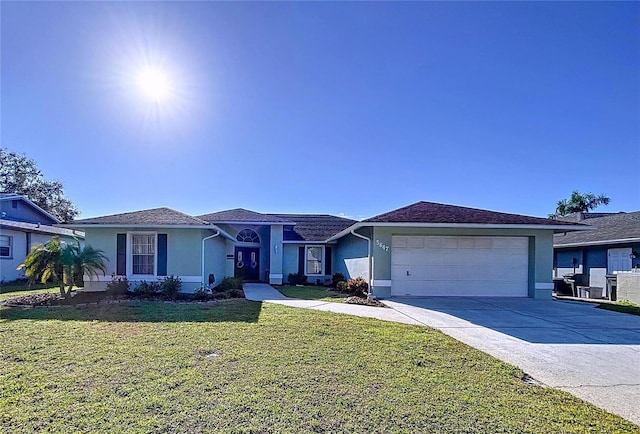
[0,193,84,282]
[553,211,640,293]
[65,201,586,299]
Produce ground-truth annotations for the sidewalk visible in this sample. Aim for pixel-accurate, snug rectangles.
[243,283,423,325]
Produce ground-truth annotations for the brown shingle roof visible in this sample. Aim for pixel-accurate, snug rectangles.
[269,214,356,241]
[554,211,640,246]
[198,208,292,223]
[364,201,584,226]
[71,207,211,226]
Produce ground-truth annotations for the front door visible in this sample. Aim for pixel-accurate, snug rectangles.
[608,248,632,274]
[235,246,260,281]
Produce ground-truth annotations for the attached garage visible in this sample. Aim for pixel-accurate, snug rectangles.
[391,235,529,297]
[325,201,588,299]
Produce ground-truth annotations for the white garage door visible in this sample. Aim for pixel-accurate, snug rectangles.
[391,236,529,297]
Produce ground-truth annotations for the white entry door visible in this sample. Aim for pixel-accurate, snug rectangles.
[391,236,529,297]
[607,248,632,273]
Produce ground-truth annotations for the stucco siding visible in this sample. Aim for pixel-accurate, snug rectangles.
[0,229,27,282]
[203,234,228,288]
[333,234,369,281]
[79,226,222,292]
[282,244,299,281]
[0,230,78,282]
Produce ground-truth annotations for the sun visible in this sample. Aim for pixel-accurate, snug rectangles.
[136,67,172,102]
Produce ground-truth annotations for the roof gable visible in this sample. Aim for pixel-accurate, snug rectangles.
[198,208,292,224]
[364,201,584,226]
[71,207,211,226]
[0,193,60,224]
[554,211,640,246]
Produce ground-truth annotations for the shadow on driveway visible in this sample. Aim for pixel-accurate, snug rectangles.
[387,297,640,345]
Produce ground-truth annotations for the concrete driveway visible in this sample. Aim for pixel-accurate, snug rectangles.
[385,297,640,426]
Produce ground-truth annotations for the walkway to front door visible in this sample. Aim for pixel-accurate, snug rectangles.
[235,246,260,281]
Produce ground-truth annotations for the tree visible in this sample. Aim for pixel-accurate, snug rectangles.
[17,238,107,298]
[551,191,611,217]
[0,148,79,222]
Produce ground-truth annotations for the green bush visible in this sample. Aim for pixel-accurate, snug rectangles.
[331,273,345,288]
[105,276,130,296]
[193,287,211,301]
[216,277,243,291]
[229,288,244,298]
[160,275,182,298]
[336,280,348,293]
[288,273,308,285]
[346,277,369,296]
[133,280,161,297]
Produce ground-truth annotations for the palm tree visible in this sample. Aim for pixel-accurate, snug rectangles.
[17,238,108,298]
[551,191,611,217]
[71,245,108,289]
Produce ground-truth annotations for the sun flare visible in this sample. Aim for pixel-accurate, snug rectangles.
[136,67,172,102]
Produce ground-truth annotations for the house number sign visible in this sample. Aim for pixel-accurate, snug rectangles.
[376,240,389,251]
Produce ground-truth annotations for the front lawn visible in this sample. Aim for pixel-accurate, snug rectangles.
[1,301,637,433]
[598,301,640,316]
[278,285,349,302]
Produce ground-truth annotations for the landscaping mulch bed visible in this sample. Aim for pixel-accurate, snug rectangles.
[2,292,64,306]
[344,296,388,308]
[1,289,246,307]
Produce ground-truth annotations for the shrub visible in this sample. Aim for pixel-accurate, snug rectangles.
[332,272,345,288]
[193,287,211,301]
[216,277,243,291]
[105,276,130,296]
[229,288,244,298]
[288,273,308,285]
[133,280,161,297]
[160,275,182,298]
[346,277,369,296]
[336,280,348,293]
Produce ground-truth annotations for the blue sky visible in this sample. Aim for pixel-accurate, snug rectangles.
[2,1,639,220]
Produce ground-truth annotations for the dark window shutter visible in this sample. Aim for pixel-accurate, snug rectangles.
[298,246,305,275]
[116,234,126,275]
[157,234,167,276]
[324,246,332,275]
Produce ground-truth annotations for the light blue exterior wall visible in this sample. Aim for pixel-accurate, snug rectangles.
[370,226,555,299]
[78,226,224,292]
[203,235,229,288]
[333,233,369,280]
[282,244,299,282]
[269,225,283,284]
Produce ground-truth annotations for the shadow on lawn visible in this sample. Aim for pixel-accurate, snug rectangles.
[0,299,263,323]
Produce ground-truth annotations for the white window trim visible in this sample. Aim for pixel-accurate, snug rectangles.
[304,245,325,276]
[127,231,157,278]
[0,235,12,259]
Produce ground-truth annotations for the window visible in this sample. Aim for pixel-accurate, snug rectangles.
[236,229,260,243]
[0,235,12,258]
[305,246,323,275]
[131,234,155,275]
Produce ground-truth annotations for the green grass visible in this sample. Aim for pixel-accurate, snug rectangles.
[598,301,640,316]
[0,282,61,301]
[278,285,349,302]
[1,301,638,433]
